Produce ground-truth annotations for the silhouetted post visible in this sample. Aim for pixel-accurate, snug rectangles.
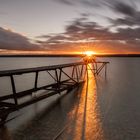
[34,71,39,89]
[10,75,18,105]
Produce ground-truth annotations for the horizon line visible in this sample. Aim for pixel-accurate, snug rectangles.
[1,54,140,57]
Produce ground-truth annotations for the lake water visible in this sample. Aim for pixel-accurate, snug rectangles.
[0,57,140,140]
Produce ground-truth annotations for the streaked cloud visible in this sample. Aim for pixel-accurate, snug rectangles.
[54,0,106,7]
[37,16,140,53]
[56,0,74,6]
[55,0,140,27]
[108,1,140,27]
[0,27,40,50]
[112,2,136,16]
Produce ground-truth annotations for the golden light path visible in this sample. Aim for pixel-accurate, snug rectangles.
[58,64,104,139]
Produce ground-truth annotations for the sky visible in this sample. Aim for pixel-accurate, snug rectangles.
[0,0,140,54]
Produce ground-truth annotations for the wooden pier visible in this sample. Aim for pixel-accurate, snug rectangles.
[0,60,109,126]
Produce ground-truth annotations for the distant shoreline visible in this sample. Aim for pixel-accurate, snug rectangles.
[0,54,140,57]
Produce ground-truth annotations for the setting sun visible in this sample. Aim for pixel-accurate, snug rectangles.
[84,51,96,56]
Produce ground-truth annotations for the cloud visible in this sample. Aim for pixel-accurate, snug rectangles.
[36,0,140,53]
[36,35,52,39]
[54,0,137,9]
[54,0,140,28]
[109,18,136,26]
[110,13,140,27]
[37,16,140,53]
[54,0,105,7]
[0,27,40,50]
[112,2,136,16]
[106,1,140,27]
[54,0,74,6]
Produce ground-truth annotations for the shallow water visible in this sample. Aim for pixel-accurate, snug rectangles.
[1,57,140,140]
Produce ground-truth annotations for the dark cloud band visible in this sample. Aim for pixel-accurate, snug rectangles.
[0,27,40,50]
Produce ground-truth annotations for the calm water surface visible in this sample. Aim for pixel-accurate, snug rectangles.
[0,57,140,140]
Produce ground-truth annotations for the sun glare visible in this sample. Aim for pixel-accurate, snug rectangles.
[84,51,96,56]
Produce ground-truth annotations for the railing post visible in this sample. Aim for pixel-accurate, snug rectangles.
[34,71,39,89]
[71,66,75,79]
[75,66,79,82]
[95,62,98,75]
[58,68,62,83]
[55,69,60,93]
[105,63,107,77]
[10,75,18,105]
[80,65,84,79]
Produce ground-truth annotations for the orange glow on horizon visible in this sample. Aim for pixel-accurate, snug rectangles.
[1,49,140,55]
